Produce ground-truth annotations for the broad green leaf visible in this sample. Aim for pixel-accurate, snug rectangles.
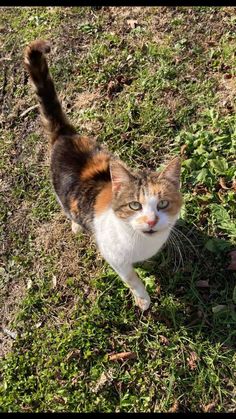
[196,168,208,183]
[211,204,231,224]
[195,145,207,156]
[210,158,228,174]
[182,159,193,169]
[212,305,227,314]
[204,238,231,253]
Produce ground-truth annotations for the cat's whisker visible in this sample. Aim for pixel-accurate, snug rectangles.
[168,222,194,251]
[173,235,184,270]
[167,235,178,272]
[168,232,183,272]
[167,232,179,271]
[169,228,188,263]
[171,225,198,256]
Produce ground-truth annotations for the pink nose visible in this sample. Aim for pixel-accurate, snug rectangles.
[147,219,157,228]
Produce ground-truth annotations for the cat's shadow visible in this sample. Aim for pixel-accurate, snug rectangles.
[135,219,236,347]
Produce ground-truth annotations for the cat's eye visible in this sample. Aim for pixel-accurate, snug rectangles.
[157,200,169,210]
[129,201,142,211]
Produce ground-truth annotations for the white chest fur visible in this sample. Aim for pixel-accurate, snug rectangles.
[94,208,171,267]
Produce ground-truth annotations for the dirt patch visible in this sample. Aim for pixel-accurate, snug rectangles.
[0,280,26,358]
[34,212,102,296]
[215,75,236,114]
[0,198,33,358]
[74,91,101,110]
[0,202,33,358]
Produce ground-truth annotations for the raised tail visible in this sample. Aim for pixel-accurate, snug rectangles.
[24,39,77,144]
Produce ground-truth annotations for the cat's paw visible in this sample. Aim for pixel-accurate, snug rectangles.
[134,294,151,311]
[71,221,81,234]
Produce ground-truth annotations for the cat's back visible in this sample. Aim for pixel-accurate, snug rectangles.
[50,134,112,230]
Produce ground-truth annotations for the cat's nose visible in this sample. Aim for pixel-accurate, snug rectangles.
[147,219,157,228]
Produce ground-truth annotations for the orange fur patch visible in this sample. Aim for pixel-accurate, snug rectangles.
[138,190,146,205]
[152,183,182,216]
[73,135,95,153]
[94,182,112,215]
[137,215,148,224]
[149,183,163,196]
[69,197,79,217]
[80,153,110,181]
[143,181,182,217]
[166,195,183,215]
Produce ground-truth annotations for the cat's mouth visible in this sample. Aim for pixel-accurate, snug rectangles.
[143,229,156,235]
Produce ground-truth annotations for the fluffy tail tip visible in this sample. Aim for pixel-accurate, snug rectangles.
[24,39,51,67]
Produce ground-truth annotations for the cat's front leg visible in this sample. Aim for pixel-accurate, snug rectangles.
[111,263,151,311]
[71,220,81,234]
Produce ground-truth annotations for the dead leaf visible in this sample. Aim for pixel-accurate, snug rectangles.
[2,327,17,339]
[117,75,133,86]
[108,351,137,361]
[220,63,231,72]
[66,349,81,362]
[219,177,230,190]
[127,19,138,29]
[187,351,198,370]
[92,370,114,393]
[196,280,210,288]
[232,179,236,192]
[21,405,32,412]
[180,144,188,155]
[168,400,179,412]
[52,275,57,288]
[227,250,236,270]
[107,80,122,99]
[202,402,216,412]
[106,75,133,99]
[27,279,33,290]
[224,73,232,79]
[53,396,66,405]
[217,191,225,202]
[193,184,209,195]
[92,372,108,393]
[159,335,170,346]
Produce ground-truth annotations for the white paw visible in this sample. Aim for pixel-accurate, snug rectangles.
[134,294,151,311]
[71,221,80,234]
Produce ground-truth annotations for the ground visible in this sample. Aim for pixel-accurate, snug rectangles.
[0,6,236,413]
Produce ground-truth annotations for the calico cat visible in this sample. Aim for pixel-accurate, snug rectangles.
[24,40,183,311]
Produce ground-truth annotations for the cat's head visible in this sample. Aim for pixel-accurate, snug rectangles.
[110,157,182,236]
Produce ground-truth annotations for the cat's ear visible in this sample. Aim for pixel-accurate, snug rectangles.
[109,160,133,193]
[159,157,181,189]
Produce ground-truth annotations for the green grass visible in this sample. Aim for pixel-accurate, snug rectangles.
[0,6,236,413]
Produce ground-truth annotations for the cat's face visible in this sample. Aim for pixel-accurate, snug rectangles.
[110,157,182,236]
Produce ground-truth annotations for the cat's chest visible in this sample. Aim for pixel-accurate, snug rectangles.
[127,229,169,263]
[94,209,169,264]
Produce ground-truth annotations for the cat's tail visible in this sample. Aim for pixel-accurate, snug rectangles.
[24,39,77,144]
